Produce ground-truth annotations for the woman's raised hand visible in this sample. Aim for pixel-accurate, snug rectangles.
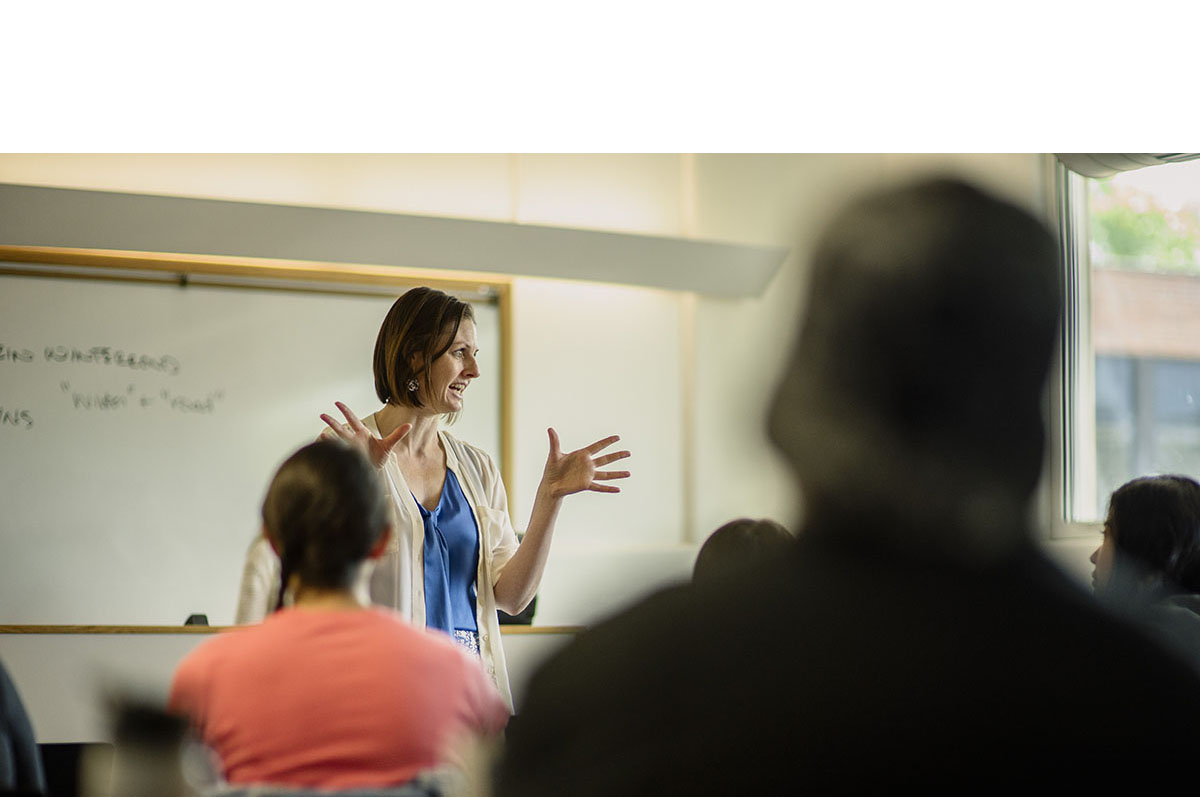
[319,401,411,469]
[539,428,631,499]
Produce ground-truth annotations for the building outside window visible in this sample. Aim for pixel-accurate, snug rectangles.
[1060,158,1200,526]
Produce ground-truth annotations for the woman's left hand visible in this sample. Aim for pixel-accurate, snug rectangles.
[497,430,631,613]
[539,428,631,499]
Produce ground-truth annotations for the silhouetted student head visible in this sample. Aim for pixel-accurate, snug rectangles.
[692,518,793,585]
[768,179,1061,558]
[374,286,476,412]
[1093,475,1200,601]
[262,440,391,609]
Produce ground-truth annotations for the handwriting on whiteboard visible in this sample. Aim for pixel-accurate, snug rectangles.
[1,343,181,375]
[0,407,34,430]
[1,342,225,430]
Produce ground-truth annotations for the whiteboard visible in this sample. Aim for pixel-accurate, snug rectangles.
[0,271,501,625]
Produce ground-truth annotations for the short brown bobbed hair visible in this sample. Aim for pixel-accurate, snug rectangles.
[373,287,475,409]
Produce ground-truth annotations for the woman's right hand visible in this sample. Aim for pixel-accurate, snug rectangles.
[319,401,411,469]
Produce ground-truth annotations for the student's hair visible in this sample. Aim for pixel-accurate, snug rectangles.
[767,179,1060,556]
[262,440,389,609]
[692,518,794,585]
[374,286,475,410]
[1106,474,1200,595]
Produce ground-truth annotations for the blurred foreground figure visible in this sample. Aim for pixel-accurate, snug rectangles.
[496,179,1200,795]
[171,440,507,790]
[83,699,203,797]
[0,661,46,794]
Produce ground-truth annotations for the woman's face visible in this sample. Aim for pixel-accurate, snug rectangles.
[1090,521,1117,593]
[421,318,479,414]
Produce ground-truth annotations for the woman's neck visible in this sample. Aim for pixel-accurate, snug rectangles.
[374,403,442,457]
[289,580,368,611]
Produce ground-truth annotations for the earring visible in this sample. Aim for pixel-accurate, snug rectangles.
[406,378,419,392]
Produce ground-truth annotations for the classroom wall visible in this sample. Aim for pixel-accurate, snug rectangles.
[0,153,1056,623]
[1,153,1077,740]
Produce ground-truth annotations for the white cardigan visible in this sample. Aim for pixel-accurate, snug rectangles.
[234,418,521,709]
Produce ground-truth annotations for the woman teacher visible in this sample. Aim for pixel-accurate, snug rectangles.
[236,286,630,707]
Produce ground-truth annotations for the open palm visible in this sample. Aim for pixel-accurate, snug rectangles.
[319,401,411,468]
[540,428,631,498]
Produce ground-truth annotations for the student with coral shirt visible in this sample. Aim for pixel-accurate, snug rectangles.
[170,440,508,790]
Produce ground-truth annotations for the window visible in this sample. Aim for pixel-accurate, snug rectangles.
[1058,158,1200,531]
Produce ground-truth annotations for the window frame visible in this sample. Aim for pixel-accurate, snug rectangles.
[1049,159,1104,540]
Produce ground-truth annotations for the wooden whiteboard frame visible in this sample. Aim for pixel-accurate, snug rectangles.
[0,244,513,489]
[0,245,517,632]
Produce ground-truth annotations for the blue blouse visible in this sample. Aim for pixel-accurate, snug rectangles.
[415,468,481,636]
